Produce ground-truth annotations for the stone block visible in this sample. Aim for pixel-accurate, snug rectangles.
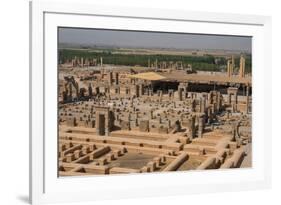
[120,120,130,130]
[74,150,82,159]
[147,161,156,171]
[139,120,149,132]
[158,125,168,134]
[66,153,75,162]
[140,166,150,173]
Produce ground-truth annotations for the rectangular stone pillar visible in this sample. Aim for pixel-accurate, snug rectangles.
[197,114,205,138]
[188,115,196,139]
[115,72,119,85]
[108,72,113,85]
[178,88,183,101]
[239,55,245,78]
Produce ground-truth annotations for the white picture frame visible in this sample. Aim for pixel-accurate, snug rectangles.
[30,0,272,204]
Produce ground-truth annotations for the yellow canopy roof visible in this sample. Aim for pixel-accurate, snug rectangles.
[128,72,166,81]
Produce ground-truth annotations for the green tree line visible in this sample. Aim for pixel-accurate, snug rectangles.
[59,49,251,73]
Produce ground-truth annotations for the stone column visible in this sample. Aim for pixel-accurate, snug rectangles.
[178,88,183,101]
[198,114,205,138]
[115,73,119,85]
[95,114,100,135]
[150,110,154,119]
[233,92,238,112]
[95,87,100,95]
[234,93,238,104]
[108,71,113,85]
[168,89,174,100]
[125,87,130,95]
[231,55,235,73]
[199,98,206,113]
[135,85,139,97]
[208,92,213,105]
[159,90,163,102]
[100,57,103,67]
[216,92,222,111]
[188,115,196,139]
[227,59,231,77]
[207,107,212,124]
[88,83,93,97]
[68,83,73,101]
[191,99,196,112]
[74,82,79,100]
[81,57,84,67]
[139,84,144,96]
[85,58,89,67]
[246,86,250,113]
[227,93,231,105]
[104,114,109,136]
[239,55,245,78]
[71,59,75,67]
[227,87,238,112]
[183,89,187,100]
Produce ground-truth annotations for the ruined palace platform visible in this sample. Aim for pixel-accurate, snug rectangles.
[58,55,252,176]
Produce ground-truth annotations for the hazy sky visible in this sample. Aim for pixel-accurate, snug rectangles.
[58,27,252,52]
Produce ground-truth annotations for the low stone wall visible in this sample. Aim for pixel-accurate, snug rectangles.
[220,148,245,169]
[196,157,216,170]
[163,152,188,171]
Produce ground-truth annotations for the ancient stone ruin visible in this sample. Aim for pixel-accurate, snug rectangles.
[58,55,252,176]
